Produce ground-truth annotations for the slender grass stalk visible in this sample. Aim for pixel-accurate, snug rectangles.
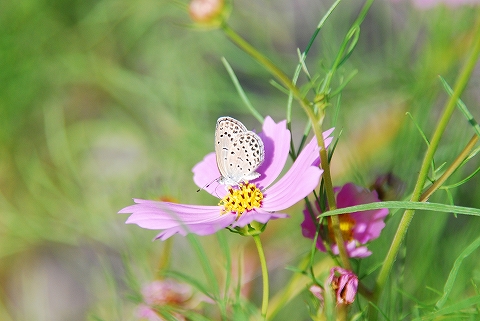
[319,0,374,93]
[435,235,480,309]
[287,0,342,127]
[439,75,480,137]
[221,57,264,123]
[186,235,226,317]
[221,21,351,269]
[420,134,478,201]
[253,234,269,319]
[157,237,173,276]
[221,23,311,114]
[221,1,377,273]
[267,256,310,320]
[372,20,480,310]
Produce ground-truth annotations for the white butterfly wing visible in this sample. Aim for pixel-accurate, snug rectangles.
[215,117,264,186]
[225,131,264,183]
[215,117,248,183]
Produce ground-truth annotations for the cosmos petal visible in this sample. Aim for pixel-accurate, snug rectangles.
[192,152,227,199]
[323,128,335,145]
[331,242,372,258]
[262,136,323,211]
[119,199,236,239]
[255,116,291,189]
[312,128,335,166]
[232,208,289,227]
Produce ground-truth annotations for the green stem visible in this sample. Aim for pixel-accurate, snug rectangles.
[373,20,480,306]
[221,23,313,119]
[421,134,478,202]
[253,234,269,319]
[317,131,351,270]
[156,237,173,277]
[222,19,351,270]
[320,0,374,93]
[267,255,310,320]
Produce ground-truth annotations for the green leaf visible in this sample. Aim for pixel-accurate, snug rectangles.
[415,294,480,320]
[221,57,264,123]
[163,270,214,301]
[216,231,231,312]
[186,235,220,301]
[319,201,480,217]
[439,75,480,137]
[435,236,480,309]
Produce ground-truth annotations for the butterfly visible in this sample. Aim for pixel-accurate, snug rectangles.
[215,117,265,186]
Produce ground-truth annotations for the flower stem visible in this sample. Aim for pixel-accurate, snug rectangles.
[420,134,478,202]
[157,237,173,276]
[222,21,351,270]
[221,23,313,120]
[372,20,480,308]
[253,234,269,319]
[315,124,351,271]
[267,255,310,320]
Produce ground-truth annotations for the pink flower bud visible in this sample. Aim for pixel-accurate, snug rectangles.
[328,267,358,305]
[189,0,225,25]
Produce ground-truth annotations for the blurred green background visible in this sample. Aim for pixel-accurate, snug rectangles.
[1,0,480,320]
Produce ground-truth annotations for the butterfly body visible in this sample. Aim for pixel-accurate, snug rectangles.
[215,117,265,186]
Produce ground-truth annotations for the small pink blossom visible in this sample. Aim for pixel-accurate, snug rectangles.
[301,183,388,258]
[309,284,324,304]
[120,116,333,240]
[136,304,167,321]
[328,267,358,305]
[141,280,192,306]
[135,279,193,321]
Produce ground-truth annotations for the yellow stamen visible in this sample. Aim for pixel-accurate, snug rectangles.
[328,214,356,243]
[218,182,263,216]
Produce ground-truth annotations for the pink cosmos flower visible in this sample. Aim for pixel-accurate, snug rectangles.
[301,183,388,258]
[119,116,334,240]
[328,267,358,305]
[135,279,196,321]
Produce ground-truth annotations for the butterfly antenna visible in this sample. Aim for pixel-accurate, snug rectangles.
[196,177,219,193]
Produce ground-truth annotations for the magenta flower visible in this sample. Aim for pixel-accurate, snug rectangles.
[328,267,358,305]
[301,183,388,258]
[119,116,334,240]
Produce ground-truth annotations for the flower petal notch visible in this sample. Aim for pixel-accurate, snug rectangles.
[119,116,334,240]
[301,183,389,258]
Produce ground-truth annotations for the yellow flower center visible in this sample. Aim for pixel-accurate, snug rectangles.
[328,214,356,243]
[218,182,263,216]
